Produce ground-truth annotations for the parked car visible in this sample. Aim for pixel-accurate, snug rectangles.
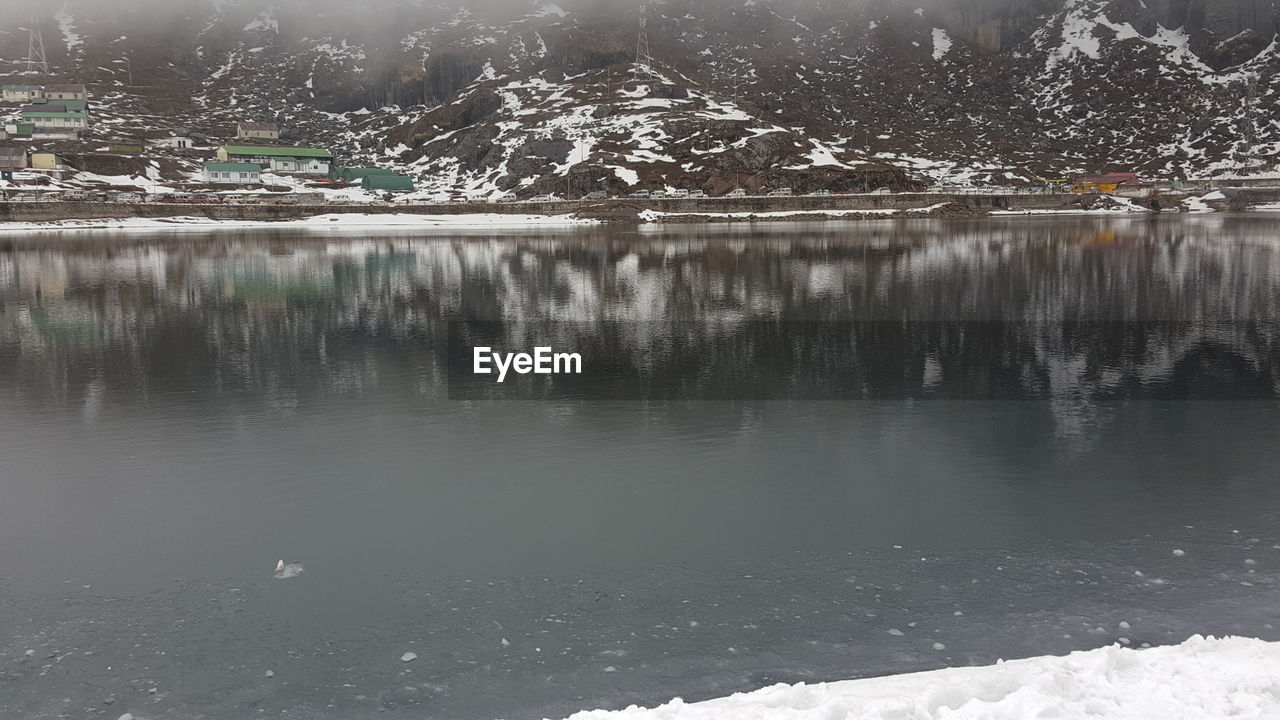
[727,188,747,197]
[650,190,669,199]
[114,192,142,203]
[629,190,651,199]
[810,189,832,196]
[585,190,608,200]
[669,189,690,198]
[688,190,706,198]
[767,188,793,197]
[529,194,555,202]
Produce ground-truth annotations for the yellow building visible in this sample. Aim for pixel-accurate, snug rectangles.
[1073,172,1147,195]
[30,152,69,170]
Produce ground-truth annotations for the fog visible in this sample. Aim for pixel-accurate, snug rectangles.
[0,0,1071,27]
[3,0,1271,32]
[2,0,1272,40]
[0,0,1273,72]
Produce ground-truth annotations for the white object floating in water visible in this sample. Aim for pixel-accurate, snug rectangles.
[888,629,905,637]
[274,560,304,579]
[401,652,418,663]
[117,714,134,720]
[932,642,947,651]
[501,638,510,647]
[24,649,33,657]
[1173,549,1186,557]
[265,670,275,678]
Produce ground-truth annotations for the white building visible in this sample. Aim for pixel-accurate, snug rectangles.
[44,84,87,101]
[21,111,88,130]
[203,162,262,184]
[2,85,43,102]
[154,136,195,150]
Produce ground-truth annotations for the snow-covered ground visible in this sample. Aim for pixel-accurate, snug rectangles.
[991,196,1152,216]
[1184,191,1226,213]
[561,635,1280,720]
[0,212,597,234]
[638,204,950,222]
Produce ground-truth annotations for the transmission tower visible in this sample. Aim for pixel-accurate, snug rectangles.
[1235,75,1258,171]
[634,2,657,81]
[26,19,49,75]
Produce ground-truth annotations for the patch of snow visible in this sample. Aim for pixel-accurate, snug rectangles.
[932,29,952,61]
[1183,191,1224,213]
[0,213,599,234]
[639,204,949,222]
[54,10,83,52]
[531,3,567,18]
[612,167,640,185]
[244,10,279,33]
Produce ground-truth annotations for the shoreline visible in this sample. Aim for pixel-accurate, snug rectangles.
[0,192,1276,233]
[0,212,600,233]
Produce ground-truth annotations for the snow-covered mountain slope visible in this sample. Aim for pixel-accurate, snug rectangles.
[0,0,1277,193]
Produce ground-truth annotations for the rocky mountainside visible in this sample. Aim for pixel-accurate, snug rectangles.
[0,0,1277,195]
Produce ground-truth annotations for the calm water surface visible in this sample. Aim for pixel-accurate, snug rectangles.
[2,216,1280,719]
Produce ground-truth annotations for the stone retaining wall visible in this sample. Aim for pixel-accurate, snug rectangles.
[0,192,1186,224]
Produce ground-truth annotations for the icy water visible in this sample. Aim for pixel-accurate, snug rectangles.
[2,216,1280,719]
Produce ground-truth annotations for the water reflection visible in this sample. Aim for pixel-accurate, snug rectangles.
[4,218,1280,720]
[3,216,1280,412]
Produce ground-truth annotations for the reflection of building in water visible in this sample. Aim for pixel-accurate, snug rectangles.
[2,219,1280,431]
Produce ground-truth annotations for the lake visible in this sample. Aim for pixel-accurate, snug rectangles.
[2,216,1280,719]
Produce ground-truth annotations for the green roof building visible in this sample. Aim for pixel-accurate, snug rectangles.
[218,145,333,159]
[361,174,415,192]
[217,145,334,175]
[21,109,88,130]
[203,161,263,184]
[331,166,398,182]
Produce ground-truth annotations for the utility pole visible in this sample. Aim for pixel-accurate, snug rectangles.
[115,55,133,86]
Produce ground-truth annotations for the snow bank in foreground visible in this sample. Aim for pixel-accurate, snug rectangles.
[0,213,597,234]
[561,636,1280,720]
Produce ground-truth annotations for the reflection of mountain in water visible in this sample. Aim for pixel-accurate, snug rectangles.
[2,217,1280,412]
